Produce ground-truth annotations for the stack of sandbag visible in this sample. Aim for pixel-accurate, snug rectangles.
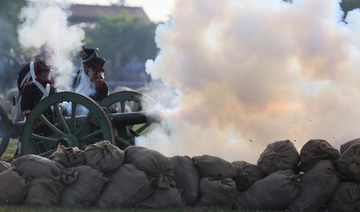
[336,138,360,182]
[257,140,300,175]
[170,156,200,204]
[97,164,154,207]
[125,146,184,208]
[84,140,124,173]
[231,161,263,191]
[288,160,340,212]
[0,168,30,204]
[60,165,109,206]
[49,145,85,168]
[193,155,238,206]
[11,155,78,206]
[234,169,299,210]
[326,182,360,212]
[299,139,340,172]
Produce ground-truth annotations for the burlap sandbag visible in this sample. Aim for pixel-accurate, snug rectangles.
[234,169,299,210]
[288,160,340,212]
[0,161,11,172]
[125,146,174,188]
[60,165,109,207]
[326,182,360,212]
[193,155,238,178]
[24,178,64,206]
[12,154,78,184]
[0,169,30,204]
[84,140,124,172]
[340,138,360,154]
[196,176,236,206]
[300,139,340,172]
[97,164,154,207]
[339,138,360,182]
[138,187,185,208]
[231,161,263,191]
[257,140,300,175]
[337,139,360,182]
[49,145,85,168]
[170,156,199,204]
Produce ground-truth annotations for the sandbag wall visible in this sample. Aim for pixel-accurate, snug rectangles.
[1,138,360,211]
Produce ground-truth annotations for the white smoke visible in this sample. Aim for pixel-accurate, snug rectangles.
[137,0,360,163]
[18,0,84,90]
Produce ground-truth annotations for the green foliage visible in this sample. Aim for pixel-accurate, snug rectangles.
[84,11,158,64]
[0,0,27,55]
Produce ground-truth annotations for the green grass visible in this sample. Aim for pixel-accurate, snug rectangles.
[0,138,17,161]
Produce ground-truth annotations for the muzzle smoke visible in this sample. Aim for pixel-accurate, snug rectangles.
[18,0,84,90]
[138,0,360,163]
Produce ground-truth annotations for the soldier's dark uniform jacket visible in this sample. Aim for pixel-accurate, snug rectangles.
[17,62,32,92]
[21,77,56,117]
[21,77,56,136]
[90,78,108,102]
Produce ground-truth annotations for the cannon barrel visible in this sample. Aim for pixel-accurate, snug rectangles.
[64,111,162,126]
[108,111,162,126]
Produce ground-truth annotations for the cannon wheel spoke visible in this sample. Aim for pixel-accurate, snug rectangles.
[20,92,114,157]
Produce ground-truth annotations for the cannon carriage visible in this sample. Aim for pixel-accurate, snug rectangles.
[0,90,161,159]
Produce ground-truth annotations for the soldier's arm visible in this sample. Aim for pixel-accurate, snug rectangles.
[21,84,35,118]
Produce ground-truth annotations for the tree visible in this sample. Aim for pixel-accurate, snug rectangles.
[84,11,158,65]
[0,0,27,55]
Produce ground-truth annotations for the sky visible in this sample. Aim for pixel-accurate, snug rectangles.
[69,0,175,22]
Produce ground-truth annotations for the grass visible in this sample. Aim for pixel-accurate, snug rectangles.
[0,138,17,162]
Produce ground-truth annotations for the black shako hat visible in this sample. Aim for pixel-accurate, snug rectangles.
[80,46,99,63]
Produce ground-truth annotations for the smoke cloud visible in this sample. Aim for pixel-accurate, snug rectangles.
[138,0,360,163]
[18,0,84,90]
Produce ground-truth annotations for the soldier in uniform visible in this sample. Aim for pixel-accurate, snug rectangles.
[17,45,51,93]
[71,46,99,91]
[86,56,109,102]
[21,61,56,136]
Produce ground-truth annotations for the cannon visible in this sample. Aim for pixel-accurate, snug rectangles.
[0,90,161,159]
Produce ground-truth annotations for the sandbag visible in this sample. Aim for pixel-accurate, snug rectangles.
[300,139,340,172]
[97,164,154,207]
[340,138,360,154]
[0,169,30,204]
[12,154,78,184]
[170,156,199,204]
[24,178,64,206]
[197,176,236,206]
[234,169,299,210]
[326,182,360,212]
[288,160,340,212]
[138,187,185,208]
[337,140,360,182]
[0,161,11,172]
[60,165,109,207]
[193,155,238,178]
[49,145,85,168]
[257,140,300,175]
[84,140,124,172]
[231,161,263,191]
[125,146,174,188]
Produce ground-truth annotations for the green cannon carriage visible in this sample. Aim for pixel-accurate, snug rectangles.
[0,90,161,159]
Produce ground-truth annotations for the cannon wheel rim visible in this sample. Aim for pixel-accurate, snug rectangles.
[0,104,10,157]
[21,92,114,157]
[99,90,157,148]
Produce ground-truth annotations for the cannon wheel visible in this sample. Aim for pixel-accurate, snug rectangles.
[20,92,115,157]
[0,104,10,157]
[100,90,157,149]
